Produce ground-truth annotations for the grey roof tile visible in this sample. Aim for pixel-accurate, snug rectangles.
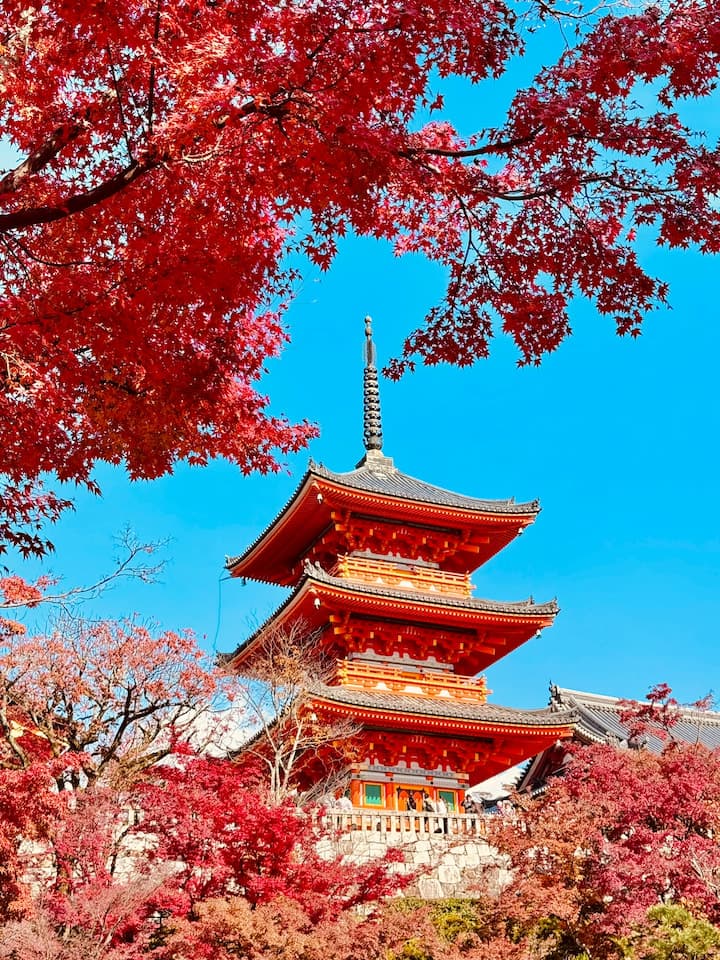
[309,458,540,515]
[308,563,559,617]
[222,566,557,666]
[227,459,539,571]
[312,682,578,726]
[551,687,720,753]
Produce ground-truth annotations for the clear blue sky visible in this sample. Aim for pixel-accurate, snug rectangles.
[6,34,720,712]
[17,226,720,711]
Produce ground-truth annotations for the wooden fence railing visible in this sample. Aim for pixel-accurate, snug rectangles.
[321,809,489,838]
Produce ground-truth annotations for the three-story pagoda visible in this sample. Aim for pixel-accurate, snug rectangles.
[223,320,574,812]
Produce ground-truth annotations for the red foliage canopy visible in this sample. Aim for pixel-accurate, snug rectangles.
[488,740,720,957]
[2,0,720,527]
[0,616,219,779]
[139,755,406,922]
[0,617,407,956]
[0,753,407,956]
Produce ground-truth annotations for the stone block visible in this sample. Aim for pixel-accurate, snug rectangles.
[366,842,387,859]
[411,850,433,865]
[437,863,461,885]
[462,847,481,867]
[417,877,444,899]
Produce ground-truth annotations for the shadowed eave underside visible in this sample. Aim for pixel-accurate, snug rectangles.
[225,460,541,582]
[220,565,558,669]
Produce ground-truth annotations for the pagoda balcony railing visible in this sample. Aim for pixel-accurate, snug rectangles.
[333,555,472,598]
[322,809,490,839]
[335,660,489,703]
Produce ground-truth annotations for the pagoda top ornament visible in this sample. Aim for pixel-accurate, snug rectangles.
[356,315,397,473]
[362,316,383,455]
[226,317,541,584]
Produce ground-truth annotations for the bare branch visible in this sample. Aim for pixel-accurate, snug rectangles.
[228,618,359,804]
[0,528,166,614]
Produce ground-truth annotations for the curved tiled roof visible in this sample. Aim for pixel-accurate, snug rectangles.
[312,681,578,727]
[550,687,720,753]
[226,457,539,573]
[309,457,540,515]
[225,469,313,572]
[221,565,557,667]
[225,450,540,583]
[308,563,559,617]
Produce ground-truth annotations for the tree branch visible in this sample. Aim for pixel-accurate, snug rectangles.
[0,159,156,233]
[400,127,544,161]
[0,122,86,197]
[146,0,163,135]
[0,529,165,612]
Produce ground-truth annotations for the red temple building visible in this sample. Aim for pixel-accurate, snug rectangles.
[223,320,574,812]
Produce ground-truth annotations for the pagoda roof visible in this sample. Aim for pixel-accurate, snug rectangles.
[222,563,558,672]
[227,454,540,585]
[311,683,576,780]
[236,682,577,788]
[310,457,540,516]
[516,687,720,795]
[307,563,558,618]
[310,681,577,729]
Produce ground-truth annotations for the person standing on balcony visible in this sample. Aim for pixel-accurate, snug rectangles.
[435,795,449,834]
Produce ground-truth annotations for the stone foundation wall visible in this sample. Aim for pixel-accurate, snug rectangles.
[319,829,510,900]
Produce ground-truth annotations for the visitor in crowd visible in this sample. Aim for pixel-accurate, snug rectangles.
[496,797,513,817]
[421,790,434,831]
[435,794,449,834]
[462,793,479,831]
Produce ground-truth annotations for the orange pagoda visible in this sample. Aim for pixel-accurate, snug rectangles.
[224,320,574,812]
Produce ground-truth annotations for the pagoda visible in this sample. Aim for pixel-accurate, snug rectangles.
[223,320,574,812]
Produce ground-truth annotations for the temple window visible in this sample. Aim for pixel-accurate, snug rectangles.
[438,789,458,811]
[362,782,384,807]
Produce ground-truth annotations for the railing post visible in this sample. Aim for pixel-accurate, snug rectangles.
[325,808,492,840]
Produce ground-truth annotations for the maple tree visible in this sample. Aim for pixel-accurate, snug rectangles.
[0,613,407,957]
[0,613,220,781]
[138,754,406,921]
[0,752,408,957]
[3,0,720,546]
[154,895,467,960]
[482,738,720,960]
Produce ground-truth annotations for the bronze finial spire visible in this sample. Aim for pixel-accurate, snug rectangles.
[356,317,394,472]
[363,316,383,453]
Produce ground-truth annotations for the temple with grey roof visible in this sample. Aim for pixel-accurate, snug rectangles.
[223,319,574,812]
[518,686,720,794]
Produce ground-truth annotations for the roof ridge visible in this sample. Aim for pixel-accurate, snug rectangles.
[309,460,540,514]
[554,686,720,722]
[307,564,559,615]
[311,681,579,725]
